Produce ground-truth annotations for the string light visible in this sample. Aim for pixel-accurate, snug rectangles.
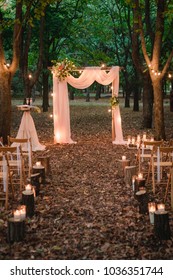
[4,62,10,69]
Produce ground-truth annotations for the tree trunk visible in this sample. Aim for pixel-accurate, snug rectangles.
[95,84,101,100]
[152,78,166,140]
[142,72,153,128]
[0,70,12,144]
[133,86,139,111]
[42,71,49,112]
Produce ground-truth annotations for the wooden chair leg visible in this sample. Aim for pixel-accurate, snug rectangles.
[152,160,155,194]
[147,159,151,184]
[164,174,171,203]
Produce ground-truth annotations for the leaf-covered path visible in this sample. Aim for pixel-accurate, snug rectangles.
[0,100,173,259]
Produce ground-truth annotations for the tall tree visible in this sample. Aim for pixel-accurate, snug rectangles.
[132,0,173,139]
[0,0,55,143]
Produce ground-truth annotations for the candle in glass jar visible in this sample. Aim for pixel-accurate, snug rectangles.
[132,137,135,145]
[25,184,32,192]
[122,155,126,161]
[36,161,41,167]
[148,202,156,224]
[143,132,147,141]
[127,136,131,145]
[132,175,136,191]
[137,135,141,143]
[14,210,21,221]
[157,203,165,212]
[138,173,143,180]
[20,205,26,220]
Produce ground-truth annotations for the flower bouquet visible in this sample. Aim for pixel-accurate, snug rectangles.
[110,95,119,108]
[52,58,76,81]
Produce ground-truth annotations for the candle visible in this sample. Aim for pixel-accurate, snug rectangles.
[14,210,21,221]
[122,155,126,161]
[132,137,135,145]
[138,173,143,180]
[143,132,147,141]
[30,98,32,105]
[157,203,165,212]
[36,161,41,167]
[25,184,32,192]
[127,136,131,145]
[148,202,156,224]
[132,175,136,191]
[137,135,141,143]
[20,205,26,220]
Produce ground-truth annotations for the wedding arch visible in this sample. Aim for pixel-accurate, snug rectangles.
[52,66,126,144]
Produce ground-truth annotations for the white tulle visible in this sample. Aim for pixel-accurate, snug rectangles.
[15,111,45,151]
[53,66,125,144]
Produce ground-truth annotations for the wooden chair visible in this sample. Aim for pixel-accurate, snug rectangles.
[0,146,25,193]
[136,140,163,173]
[8,136,32,178]
[0,147,15,209]
[149,146,173,194]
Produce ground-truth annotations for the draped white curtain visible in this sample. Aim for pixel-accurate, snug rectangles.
[53,66,126,144]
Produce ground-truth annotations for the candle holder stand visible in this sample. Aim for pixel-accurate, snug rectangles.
[32,164,46,184]
[134,178,146,193]
[135,189,148,214]
[118,159,130,177]
[22,190,35,217]
[7,218,25,243]
[37,156,51,175]
[28,173,41,196]
[154,211,171,240]
[124,165,137,187]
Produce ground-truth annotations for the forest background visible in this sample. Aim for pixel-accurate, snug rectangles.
[0,0,173,142]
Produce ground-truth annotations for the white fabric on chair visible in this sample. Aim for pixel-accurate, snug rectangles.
[53,66,125,144]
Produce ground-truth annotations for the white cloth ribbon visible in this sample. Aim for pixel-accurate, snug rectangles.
[16,146,21,175]
[157,147,161,182]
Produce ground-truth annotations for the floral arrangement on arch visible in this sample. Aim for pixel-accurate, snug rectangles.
[110,95,119,108]
[52,58,76,81]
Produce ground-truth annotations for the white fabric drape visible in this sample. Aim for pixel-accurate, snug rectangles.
[53,66,125,144]
[15,111,45,151]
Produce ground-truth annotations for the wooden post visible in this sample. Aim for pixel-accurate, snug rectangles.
[22,191,35,217]
[134,178,146,193]
[37,156,51,175]
[154,211,171,240]
[29,173,41,196]
[118,159,130,177]
[32,165,46,184]
[135,189,148,214]
[124,165,137,186]
[7,218,25,243]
